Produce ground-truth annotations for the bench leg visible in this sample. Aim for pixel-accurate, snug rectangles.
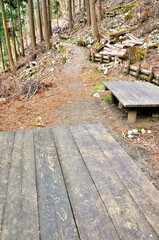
[128,109,137,124]
[110,93,117,104]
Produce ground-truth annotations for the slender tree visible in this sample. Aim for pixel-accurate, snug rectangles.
[0,37,5,71]
[47,0,52,37]
[90,0,100,40]
[0,0,15,70]
[28,0,36,53]
[68,0,73,31]
[86,0,91,26]
[72,0,75,18]
[42,0,50,50]
[79,0,81,12]
[9,0,18,62]
[17,0,25,56]
[97,0,102,22]
[37,0,43,42]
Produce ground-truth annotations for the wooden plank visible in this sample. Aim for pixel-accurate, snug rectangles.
[1,130,40,240]
[1,130,24,240]
[103,81,159,107]
[103,81,141,106]
[21,130,39,239]
[0,131,14,236]
[118,81,158,105]
[52,126,120,240]
[34,128,79,240]
[71,125,159,240]
[111,81,156,106]
[87,124,159,237]
[133,81,159,101]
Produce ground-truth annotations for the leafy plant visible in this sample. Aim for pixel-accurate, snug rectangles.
[104,96,110,103]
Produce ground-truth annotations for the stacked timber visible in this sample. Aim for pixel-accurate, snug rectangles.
[124,61,159,85]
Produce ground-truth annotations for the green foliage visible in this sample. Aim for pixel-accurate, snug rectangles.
[123,4,135,13]
[125,13,134,22]
[90,83,104,94]
[53,1,60,15]
[104,96,110,103]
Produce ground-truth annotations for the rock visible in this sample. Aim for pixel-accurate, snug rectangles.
[128,134,134,139]
[93,93,100,98]
[147,130,152,134]
[137,138,140,142]
[0,98,6,104]
[30,61,37,67]
[104,68,108,75]
[132,129,138,134]
[141,129,146,134]
[127,130,133,135]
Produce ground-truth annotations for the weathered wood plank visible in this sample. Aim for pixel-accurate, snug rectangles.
[21,130,39,239]
[71,125,159,240]
[117,81,158,105]
[52,126,120,240]
[103,81,159,107]
[1,131,24,240]
[87,124,159,237]
[1,130,39,240]
[133,81,159,101]
[34,128,79,240]
[103,81,141,106]
[0,131,14,237]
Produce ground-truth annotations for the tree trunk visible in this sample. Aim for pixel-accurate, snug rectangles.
[90,0,100,40]
[72,0,75,18]
[42,0,50,51]
[0,38,5,72]
[17,0,25,56]
[79,0,81,12]
[9,0,18,62]
[37,0,44,42]
[83,0,86,11]
[86,0,91,26]
[68,0,73,31]
[0,0,14,70]
[97,0,102,22]
[47,0,52,37]
[28,0,36,53]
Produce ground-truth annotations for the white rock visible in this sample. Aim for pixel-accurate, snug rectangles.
[141,129,146,134]
[137,138,140,142]
[127,130,133,135]
[147,130,152,134]
[104,68,108,75]
[128,134,134,139]
[93,93,100,98]
[132,129,138,134]
[0,98,6,104]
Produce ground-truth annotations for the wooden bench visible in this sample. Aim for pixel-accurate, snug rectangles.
[103,81,159,123]
[0,124,159,239]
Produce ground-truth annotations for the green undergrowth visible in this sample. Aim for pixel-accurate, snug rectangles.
[90,83,104,94]
[104,96,110,103]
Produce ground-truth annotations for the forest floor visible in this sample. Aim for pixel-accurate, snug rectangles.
[0,40,159,190]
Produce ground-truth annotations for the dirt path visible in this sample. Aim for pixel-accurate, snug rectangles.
[0,42,159,189]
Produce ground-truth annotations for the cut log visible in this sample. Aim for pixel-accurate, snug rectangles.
[100,50,127,59]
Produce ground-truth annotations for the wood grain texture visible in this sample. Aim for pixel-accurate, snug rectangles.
[34,128,79,240]
[71,125,158,240]
[1,130,24,240]
[1,130,39,240]
[87,124,159,237]
[103,81,159,107]
[0,131,14,237]
[52,126,120,240]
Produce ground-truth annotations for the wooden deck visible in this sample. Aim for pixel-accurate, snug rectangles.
[103,81,159,123]
[0,124,159,240]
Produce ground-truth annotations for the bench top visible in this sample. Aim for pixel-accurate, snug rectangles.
[103,81,159,107]
[0,124,159,239]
